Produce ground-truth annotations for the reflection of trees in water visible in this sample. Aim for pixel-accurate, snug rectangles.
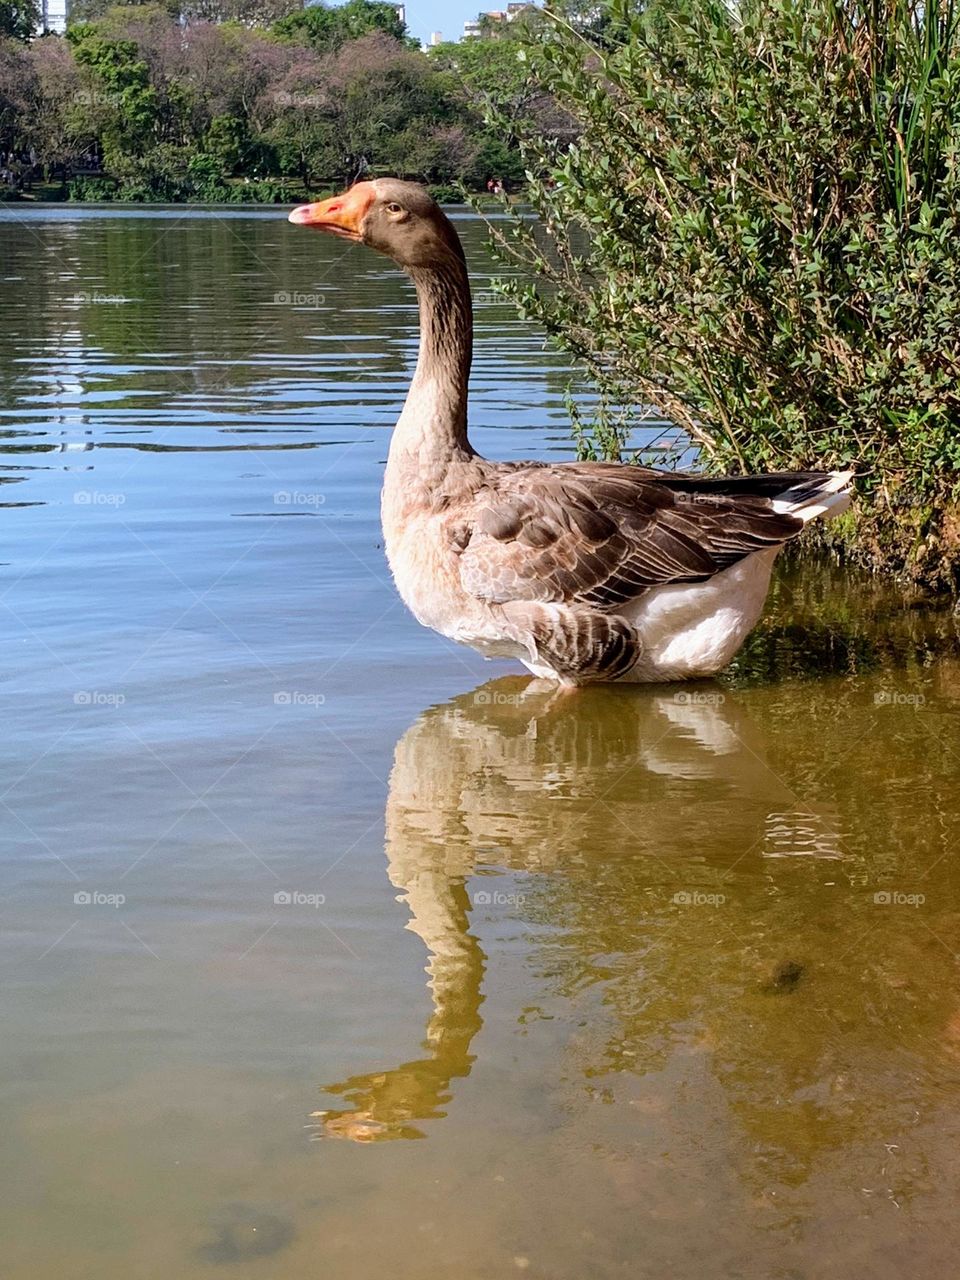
[0,216,399,416]
[0,214,580,442]
[315,661,960,1206]
[0,215,561,393]
[732,557,960,682]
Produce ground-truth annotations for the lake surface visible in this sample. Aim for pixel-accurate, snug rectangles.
[1,205,960,1280]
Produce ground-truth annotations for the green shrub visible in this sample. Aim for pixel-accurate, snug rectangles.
[185,151,231,200]
[221,177,295,203]
[491,0,960,590]
[67,175,118,200]
[427,182,463,204]
[67,153,296,203]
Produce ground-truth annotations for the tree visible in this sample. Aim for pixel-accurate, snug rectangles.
[429,33,574,186]
[0,35,33,162]
[544,0,613,42]
[26,35,95,185]
[67,21,161,159]
[71,0,295,22]
[272,0,414,53]
[0,0,539,200]
[256,47,336,184]
[180,0,300,25]
[0,0,38,40]
[429,37,534,125]
[313,32,461,184]
[68,0,179,23]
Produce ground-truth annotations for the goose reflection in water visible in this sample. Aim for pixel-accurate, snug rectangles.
[311,675,844,1143]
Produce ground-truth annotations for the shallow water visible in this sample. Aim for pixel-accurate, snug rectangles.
[1,205,960,1280]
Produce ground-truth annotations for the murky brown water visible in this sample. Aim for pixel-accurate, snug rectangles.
[1,207,959,1280]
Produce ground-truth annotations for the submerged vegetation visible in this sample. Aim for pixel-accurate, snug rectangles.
[492,0,960,590]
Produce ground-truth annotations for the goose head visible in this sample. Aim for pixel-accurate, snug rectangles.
[288,179,465,269]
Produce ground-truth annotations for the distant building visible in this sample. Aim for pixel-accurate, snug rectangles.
[463,18,481,38]
[429,30,443,45]
[41,0,69,33]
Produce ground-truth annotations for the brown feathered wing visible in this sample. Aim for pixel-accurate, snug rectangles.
[454,464,804,680]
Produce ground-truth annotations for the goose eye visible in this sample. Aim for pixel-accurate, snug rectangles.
[385,202,404,216]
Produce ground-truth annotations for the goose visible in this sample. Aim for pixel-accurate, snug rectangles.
[289,180,853,685]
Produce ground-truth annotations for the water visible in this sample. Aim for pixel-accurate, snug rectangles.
[1,205,959,1280]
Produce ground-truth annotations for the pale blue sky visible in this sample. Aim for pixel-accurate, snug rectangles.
[323,1,512,47]
[401,2,484,44]
[402,2,480,43]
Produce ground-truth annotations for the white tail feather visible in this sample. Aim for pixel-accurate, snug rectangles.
[771,470,855,525]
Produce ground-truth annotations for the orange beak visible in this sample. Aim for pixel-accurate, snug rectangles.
[288,183,375,241]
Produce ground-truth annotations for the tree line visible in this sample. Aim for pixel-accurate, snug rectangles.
[0,0,565,201]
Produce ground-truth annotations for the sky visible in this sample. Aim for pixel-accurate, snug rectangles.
[400,2,484,44]
[323,1,515,48]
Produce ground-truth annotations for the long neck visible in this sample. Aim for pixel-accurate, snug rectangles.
[389,252,475,468]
